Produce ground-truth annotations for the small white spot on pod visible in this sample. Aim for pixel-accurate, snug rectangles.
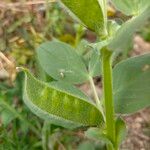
[59,69,65,78]
[60,72,64,78]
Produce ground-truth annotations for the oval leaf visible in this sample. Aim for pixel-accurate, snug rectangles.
[37,41,89,84]
[112,0,150,16]
[60,0,107,35]
[108,6,150,52]
[22,69,104,129]
[113,53,150,114]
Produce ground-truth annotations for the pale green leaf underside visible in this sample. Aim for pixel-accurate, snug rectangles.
[113,53,150,114]
[112,0,150,16]
[76,40,102,77]
[23,69,104,129]
[37,41,89,84]
[108,6,150,52]
[60,0,106,35]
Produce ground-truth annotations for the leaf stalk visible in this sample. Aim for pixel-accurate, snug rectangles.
[89,76,105,118]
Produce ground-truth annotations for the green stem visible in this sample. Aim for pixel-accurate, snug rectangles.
[101,48,115,148]
[89,76,105,118]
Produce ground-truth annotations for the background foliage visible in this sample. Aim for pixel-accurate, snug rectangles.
[0,0,150,149]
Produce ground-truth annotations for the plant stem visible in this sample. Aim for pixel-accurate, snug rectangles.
[89,76,104,118]
[101,48,115,148]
